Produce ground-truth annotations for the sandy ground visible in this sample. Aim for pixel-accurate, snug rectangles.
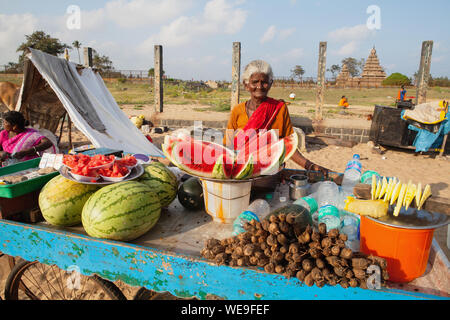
[0,103,448,300]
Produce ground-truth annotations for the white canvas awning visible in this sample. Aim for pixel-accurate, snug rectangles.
[17,48,163,157]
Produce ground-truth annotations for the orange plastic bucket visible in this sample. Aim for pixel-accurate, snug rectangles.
[360,215,435,283]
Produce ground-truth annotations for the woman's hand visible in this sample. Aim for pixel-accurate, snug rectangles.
[12,150,27,159]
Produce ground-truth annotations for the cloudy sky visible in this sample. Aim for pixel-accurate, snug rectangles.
[1,0,449,80]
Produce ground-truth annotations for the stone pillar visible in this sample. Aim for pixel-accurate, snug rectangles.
[315,42,327,121]
[416,41,433,105]
[154,45,163,113]
[231,42,241,108]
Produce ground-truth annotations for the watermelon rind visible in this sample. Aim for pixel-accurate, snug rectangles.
[39,175,99,226]
[282,132,299,163]
[256,139,285,177]
[82,181,161,241]
[233,154,254,179]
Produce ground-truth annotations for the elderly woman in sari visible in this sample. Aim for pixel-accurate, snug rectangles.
[225,60,330,175]
[0,111,56,166]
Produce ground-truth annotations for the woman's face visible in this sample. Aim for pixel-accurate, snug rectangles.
[2,120,14,132]
[245,72,272,100]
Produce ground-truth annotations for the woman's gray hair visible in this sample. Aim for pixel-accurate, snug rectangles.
[242,60,273,85]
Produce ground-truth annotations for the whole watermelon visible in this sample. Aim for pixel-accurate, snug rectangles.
[82,181,161,241]
[138,162,178,207]
[39,175,99,226]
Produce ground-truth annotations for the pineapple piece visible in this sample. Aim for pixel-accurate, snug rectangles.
[418,184,432,210]
[378,176,388,199]
[404,183,417,211]
[415,183,422,208]
[384,178,395,202]
[390,180,402,206]
[371,174,377,200]
[374,180,382,199]
[403,180,412,206]
[393,183,407,216]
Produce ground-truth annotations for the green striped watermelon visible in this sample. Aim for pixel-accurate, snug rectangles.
[138,161,178,207]
[39,175,99,226]
[82,181,161,241]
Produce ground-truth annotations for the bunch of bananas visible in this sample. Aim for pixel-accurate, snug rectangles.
[371,175,432,216]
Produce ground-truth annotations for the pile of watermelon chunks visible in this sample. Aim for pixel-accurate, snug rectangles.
[63,154,137,182]
[162,129,298,180]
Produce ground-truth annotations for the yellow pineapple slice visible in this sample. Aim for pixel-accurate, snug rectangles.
[384,178,395,202]
[378,176,388,199]
[374,180,382,200]
[371,174,377,200]
[415,182,422,208]
[403,180,412,206]
[390,180,402,206]
[404,183,417,211]
[393,183,407,216]
[418,184,432,210]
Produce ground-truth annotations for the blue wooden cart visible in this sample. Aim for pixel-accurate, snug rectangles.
[0,176,449,300]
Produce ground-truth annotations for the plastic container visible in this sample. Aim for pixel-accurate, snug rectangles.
[360,170,381,184]
[201,179,252,224]
[318,205,341,231]
[99,168,131,182]
[360,216,435,283]
[70,171,100,183]
[341,154,362,197]
[232,199,271,235]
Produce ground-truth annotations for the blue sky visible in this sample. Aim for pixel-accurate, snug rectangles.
[1,0,449,80]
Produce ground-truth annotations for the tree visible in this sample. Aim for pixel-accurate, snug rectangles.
[148,68,165,77]
[16,31,70,67]
[291,65,305,82]
[341,57,365,77]
[2,62,20,73]
[382,73,411,86]
[327,64,341,80]
[92,50,114,73]
[72,40,82,64]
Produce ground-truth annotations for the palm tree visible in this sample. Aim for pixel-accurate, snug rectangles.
[72,40,82,64]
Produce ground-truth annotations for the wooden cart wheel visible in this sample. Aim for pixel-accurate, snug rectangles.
[4,260,127,300]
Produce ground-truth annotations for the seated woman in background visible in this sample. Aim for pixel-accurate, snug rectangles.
[0,111,56,166]
[338,95,349,108]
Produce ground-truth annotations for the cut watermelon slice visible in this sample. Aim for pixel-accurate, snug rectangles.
[172,140,235,179]
[282,132,298,164]
[236,129,279,154]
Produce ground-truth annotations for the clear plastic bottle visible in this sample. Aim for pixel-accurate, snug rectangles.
[341,154,362,197]
[340,210,361,252]
[232,199,271,235]
[316,181,341,231]
[294,192,319,226]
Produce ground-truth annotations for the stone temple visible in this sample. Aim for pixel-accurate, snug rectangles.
[336,47,387,88]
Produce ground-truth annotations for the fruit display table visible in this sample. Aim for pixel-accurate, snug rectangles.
[0,175,448,300]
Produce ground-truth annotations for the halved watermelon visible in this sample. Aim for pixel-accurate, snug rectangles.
[172,140,235,179]
[236,129,279,154]
[282,132,298,163]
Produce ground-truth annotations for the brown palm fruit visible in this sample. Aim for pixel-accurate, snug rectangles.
[272,251,284,263]
[249,256,258,266]
[289,243,300,254]
[305,225,313,235]
[311,230,320,242]
[277,233,288,245]
[251,235,258,244]
[309,248,322,259]
[292,253,303,263]
[310,267,323,281]
[225,246,234,255]
[260,242,268,251]
[211,244,225,255]
[339,257,349,267]
[327,276,338,286]
[231,252,241,260]
[201,248,215,260]
[349,278,359,288]
[322,247,332,257]
[268,222,280,235]
[339,233,348,241]
[264,248,272,258]
[318,223,327,235]
[234,246,244,256]
[255,220,262,229]
[237,256,249,266]
[293,223,303,237]
[278,213,287,222]
[283,269,296,279]
[345,269,354,279]
[304,272,315,287]
[296,270,307,282]
[368,255,388,269]
[333,266,346,277]
[286,213,296,225]
[269,215,279,223]
[331,245,341,256]
[287,261,302,271]
[302,259,314,272]
[340,248,353,260]
[266,234,277,246]
[359,279,368,289]
[382,269,389,280]
[352,258,370,270]
[335,239,346,248]
[257,257,269,268]
[339,279,349,289]
[328,229,339,238]
[298,231,310,244]
[254,250,264,259]
[255,228,267,237]
[215,253,227,265]
[270,244,280,253]
[353,268,366,280]
[264,262,275,273]
[261,220,270,231]
[275,265,285,274]
[315,258,326,269]
[280,245,289,254]
[258,236,266,244]
[315,279,326,288]
[309,241,322,250]
[321,237,333,249]
[229,259,237,267]
[243,244,255,256]
[325,256,341,268]
[284,252,293,262]
[206,238,221,249]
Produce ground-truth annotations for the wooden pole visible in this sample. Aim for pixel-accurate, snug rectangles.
[439,134,448,157]
[315,42,327,121]
[154,45,163,113]
[231,42,241,108]
[83,47,93,67]
[415,41,433,105]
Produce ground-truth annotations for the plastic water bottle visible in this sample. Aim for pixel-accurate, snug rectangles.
[316,181,341,231]
[232,199,271,235]
[341,154,362,197]
[294,192,319,226]
[340,210,361,252]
